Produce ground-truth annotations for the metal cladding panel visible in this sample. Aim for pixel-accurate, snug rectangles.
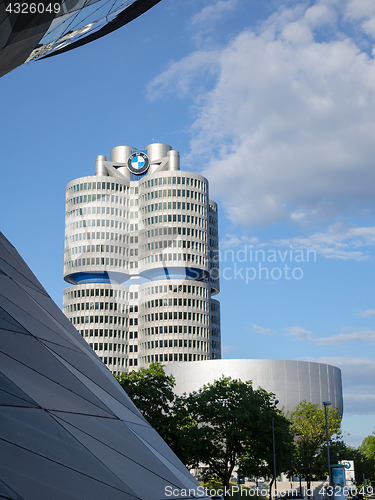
[309,362,321,400]
[0,478,24,500]
[297,361,311,395]
[269,360,287,392]
[52,416,190,498]
[0,372,38,407]
[334,369,344,415]
[42,341,138,405]
[0,305,29,334]
[0,439,133,500]
[0,293,75,347]
[51,412,160,466]
[0,257,45,293]
[0,274,74,338]
[320,364,329,399]
[328,365,336,401]
[0,352,115,416]
[0,231,205,500]
[0,407,124,482]
[0,332,119,415]
[127,423,196,477]
[0,241,46,292]
[285,360,300,392]
[165,359,343,417]
[55,356,147,424]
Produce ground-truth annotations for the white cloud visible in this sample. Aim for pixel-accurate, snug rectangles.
[190,0,239,29]
[287,326,313,340]
[273,223,375,260]
[220,233,260,249]
[216,223,375,260]
[252,324,275,336]
[149,1,375,228]
[344,0,375,23]
[287,326,375,345]
[146,50,219,100]
[359,309,375,317]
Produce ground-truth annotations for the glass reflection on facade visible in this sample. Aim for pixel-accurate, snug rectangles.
[0,0,160,77]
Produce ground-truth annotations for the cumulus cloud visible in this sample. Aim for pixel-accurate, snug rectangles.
[148,1,375,228]
[273,223,375,260]
[252,324,275,336]
[146,51,220,100]
[190,0,239,29]
[220,233,260,249]
[287,326,375,345]
[359,309,375,317]
[216,223,375,260]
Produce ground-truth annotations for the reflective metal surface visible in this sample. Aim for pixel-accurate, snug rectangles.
[0,0,161,77]
[164,359,343,416]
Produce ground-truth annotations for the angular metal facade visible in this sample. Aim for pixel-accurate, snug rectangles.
[0,231,206,500]
[0,0,161,77]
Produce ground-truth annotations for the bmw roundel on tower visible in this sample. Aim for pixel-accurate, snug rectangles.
[127,150,150,175]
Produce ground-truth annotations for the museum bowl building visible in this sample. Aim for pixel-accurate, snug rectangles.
[164,359,343,417]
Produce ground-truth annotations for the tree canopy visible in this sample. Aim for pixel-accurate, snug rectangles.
[359,430,375,461]
[289,400,342,489]
[116,362,176,444]
[115,366,369,496]
[173,376,293,499]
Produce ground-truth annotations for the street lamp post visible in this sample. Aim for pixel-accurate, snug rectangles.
[272,399,279,500]
[323,401,332,488]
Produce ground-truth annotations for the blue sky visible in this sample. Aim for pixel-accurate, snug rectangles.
[1,0,375,447]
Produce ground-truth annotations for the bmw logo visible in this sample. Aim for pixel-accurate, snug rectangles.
[127,151,149,175]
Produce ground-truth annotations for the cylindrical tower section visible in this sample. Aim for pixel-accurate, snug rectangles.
[110,146,135,163]
[63,142,222,374]
[110,146,134,179]
[146,143,172,174]
[138,279,212,367]
[138,171,209,282]
[167,150,180,171]
[64,175,130,285]
[62,282,136,374]
[95,155,108,176]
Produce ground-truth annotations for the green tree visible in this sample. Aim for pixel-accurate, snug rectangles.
[289,400,342,491]
[173,377,291,499]
[359,430,375,461]
[358,430,375,485]
[116,362,175,444]
[240,398,295,499]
